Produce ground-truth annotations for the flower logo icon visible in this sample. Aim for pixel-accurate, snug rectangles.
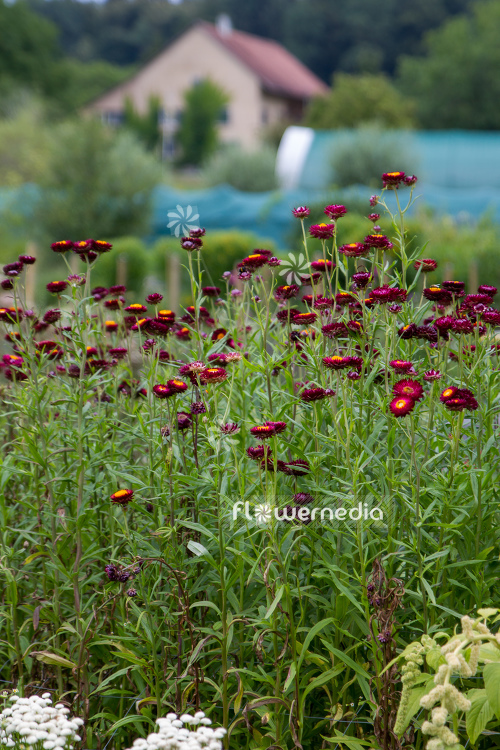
[167,204,200,237]
[254,503,273,525]
[278,252,309,285]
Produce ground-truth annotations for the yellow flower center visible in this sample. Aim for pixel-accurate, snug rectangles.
[172,379,184,387]
[395,399,407,408]
[159,310,173,315]
[387,172,403,177]
[113,490,129,498]
[443,388,454,398]
[129,304,142,309]
[429,287,440,292]
[106,320,116,325]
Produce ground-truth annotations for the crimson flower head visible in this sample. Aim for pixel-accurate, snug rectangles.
[286,459,310,476]
[292,206,310,219]
[322,355,351,370]
[478,284,497,297]
[352,271,371,289]
[336,292,356,306]
[371,286,407,303]
[300,387,327,402]
[441,387,478,412]
[324,204,347,220]
[189,227,206,238]
[423,287,453,304]
[398,323,417,339]
[414,259,438,272]
[434,316,456,333]
[199,367,227,384]
[382,171,406,188]
[311,259,334,272]
[94,240,113,253]
[368,213,380,222]
[452,319,474,334]
[393,379,424,401]
[146,293,163,304]
[389,395,415,417]
[220,422,239,435]
[339,243,366,258]
[275,284,299,300]
[441,280,465,294]
[167,378,188,393]
[364,234,393,249]
[152,384,174,399]
[247,445,271,460]
[369,195,379,206]
[309,223,335,240]
[389,360,414,373]
[46,281,68,294]
[181,238,200,252]
[424,369,442,381]
[291,312,317,325]
[202,286,221,297]
[404,175,418,186]
[238,253,269,269]
[314,296,334,309]
[322,322,347,338]
[51,240,73,253]
[125,303,148,315]
[110,489,134,506]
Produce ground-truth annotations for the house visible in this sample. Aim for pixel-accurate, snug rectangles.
[85,17,329,150]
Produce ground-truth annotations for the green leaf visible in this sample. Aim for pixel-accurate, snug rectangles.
[484,663,500,719]
[466,689,494,743]
[31,651,77,669]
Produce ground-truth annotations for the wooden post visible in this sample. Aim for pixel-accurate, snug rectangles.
[467,260,478,294]
[116,255,127,288]
[24,241,37,308]
[167,252,180,310]
[443,262,454,282]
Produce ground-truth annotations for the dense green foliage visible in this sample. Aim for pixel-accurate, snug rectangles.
[177,79,228,166]
[0,179,499,750]
[204,145,278,192]
[123,95,163,152]
[35,118,162,241]
[398,0,500,129]
[306,74,415,129]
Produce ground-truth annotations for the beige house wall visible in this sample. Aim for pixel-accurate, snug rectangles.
[87,26,265,148]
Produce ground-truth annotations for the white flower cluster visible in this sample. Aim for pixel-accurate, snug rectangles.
[126,712,226,750]
[0,694,84,750]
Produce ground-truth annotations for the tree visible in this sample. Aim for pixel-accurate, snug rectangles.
[305,73,415,129]
[35,118,162,240]
[397,0,500,129]
[176,79,228,166]
[123,95,162,152]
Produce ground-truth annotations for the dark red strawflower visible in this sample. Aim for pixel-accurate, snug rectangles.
[18,254,35,265]
[51,240,73,253]
[309,223,335,239]
[291,312,317,325]
[389,395,415,417]
[166,378,188,393]
[414,259,438,272]
[301,387,326,402]
[190,401,206,415]
[352,271,371,289]
[424,369,442,381]
[292,206,310,218]
[423,287,453,304]
[398,323,417,339]
[364,234,393,249]
[247,445,271,460]
[369,195,379,206]
[146,293,163,304]
[311,259,334,272]
[43,309,61,324]
[441,280,465,294]
[220,422,239,435]
[452,319,474,334]
[440,386,459,403]
[3,261,23,275]
[202,286,221,296]
[388,303,402,313]
[483,310,500,324]
[177,412,192,431]
[324,204,347,220]
[302,294,314,306]
[382,171,406,188]
[314,296,334,309]
[94,240,112,253]
[368,213,380,222]
[189,227,206,238]
[393,379,424,401]
[389,359,414,373]
[275,284,300,300]
[300,271,322,286]
[371,286,407,303]
[238,253,269,269]
[336,292,356,305]
[46,281,68,294]
[152,384,174,399]
[110,489,134,506]
[199,367,227,384]
[442,388,478,412]
[286,459,310,476]
[125,303,148,315]
[109,347,127,358]
[181,239,199,252]
[478,284,497,296]
[322,322,347,338]
[339,242,367,258]
[434,316,456,332]
[404,175,418,186]
[323,355,351,370]
[462,293,494,309]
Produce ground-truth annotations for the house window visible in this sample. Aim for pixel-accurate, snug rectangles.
[103,111,124,127]
[218,107,229,124]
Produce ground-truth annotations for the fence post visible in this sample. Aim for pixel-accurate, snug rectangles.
[167,253,180,310]
[467,259,478,293]
[116,255,127,288]
[24,241,37,307]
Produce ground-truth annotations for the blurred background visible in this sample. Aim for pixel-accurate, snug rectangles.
[2,0,500,306]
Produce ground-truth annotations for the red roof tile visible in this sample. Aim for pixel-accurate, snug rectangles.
[201,22,329,100]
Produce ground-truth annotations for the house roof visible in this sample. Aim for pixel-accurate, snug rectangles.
[200,22,329,100]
